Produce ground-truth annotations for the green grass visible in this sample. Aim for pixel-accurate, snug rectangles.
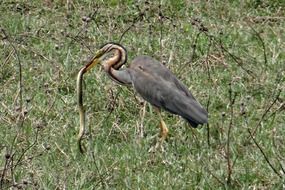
[1,0,285,189]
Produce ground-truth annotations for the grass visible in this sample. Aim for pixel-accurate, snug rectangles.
[1,0,285,189]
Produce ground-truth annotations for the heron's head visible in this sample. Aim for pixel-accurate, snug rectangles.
[84,42,127,72]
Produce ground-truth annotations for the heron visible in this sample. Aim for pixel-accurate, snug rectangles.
[77,42,208,152]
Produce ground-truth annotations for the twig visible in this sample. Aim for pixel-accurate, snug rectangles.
[1,28,23,118]
[272,120,285,175]
[226,81,236,185]
[91,152,108,189]
[205,37,213,146]
[248,25,267,66]
[251,89,281,137]
[158,3,163,60]
[8,134,20,186]
[206,166,226,187]
[12,129,39,170]
[190,32,201,64]
[247,129,282,179]
[119,12,144,43]
[0,128,38,188]
[103,88,123,126]
[67,6,99,53]
[201,158,226,187]
[176,32,201,76]
[0,148,10,189]
[218,39,255,78]
[190,19,256,78]
[246,16,285,23]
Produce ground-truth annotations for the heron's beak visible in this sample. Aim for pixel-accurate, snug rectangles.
[85,50,104,72]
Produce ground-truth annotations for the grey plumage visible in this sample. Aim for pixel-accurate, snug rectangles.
[125,55,208,128]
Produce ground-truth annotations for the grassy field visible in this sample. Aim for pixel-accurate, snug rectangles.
[1,0,285,189]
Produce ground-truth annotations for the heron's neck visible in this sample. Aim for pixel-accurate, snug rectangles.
[102,49,130,85]
[108,67,132,85]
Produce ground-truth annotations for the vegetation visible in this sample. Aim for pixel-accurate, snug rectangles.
[1,0,284,189]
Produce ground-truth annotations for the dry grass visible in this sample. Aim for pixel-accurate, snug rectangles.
[0,0,284,189]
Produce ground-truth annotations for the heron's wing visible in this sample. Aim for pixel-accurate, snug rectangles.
[129,56,208,127]
[130,56,196,99]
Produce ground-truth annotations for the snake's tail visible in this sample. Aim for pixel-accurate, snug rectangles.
[77,67,87,153]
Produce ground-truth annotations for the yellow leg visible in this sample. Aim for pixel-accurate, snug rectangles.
[149,110,169,152]
[158,114,168,143]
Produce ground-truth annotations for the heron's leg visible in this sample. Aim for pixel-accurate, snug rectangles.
[158,113,168,144]
[149,109,168,152]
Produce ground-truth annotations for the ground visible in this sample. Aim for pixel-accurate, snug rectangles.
[0,0,284,189]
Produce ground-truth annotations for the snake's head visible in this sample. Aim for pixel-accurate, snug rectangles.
[84,49,105,72]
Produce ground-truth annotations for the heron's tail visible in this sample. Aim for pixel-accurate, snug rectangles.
[184,106,208,128]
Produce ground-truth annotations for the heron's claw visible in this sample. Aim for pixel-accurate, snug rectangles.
[148,139,165,153]
[148,118,168,153]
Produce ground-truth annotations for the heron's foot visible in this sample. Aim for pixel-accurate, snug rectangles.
[148,139,165,153]
[148,119,168,153]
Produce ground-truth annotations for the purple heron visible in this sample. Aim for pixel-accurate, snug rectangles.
[77,42,208,152]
